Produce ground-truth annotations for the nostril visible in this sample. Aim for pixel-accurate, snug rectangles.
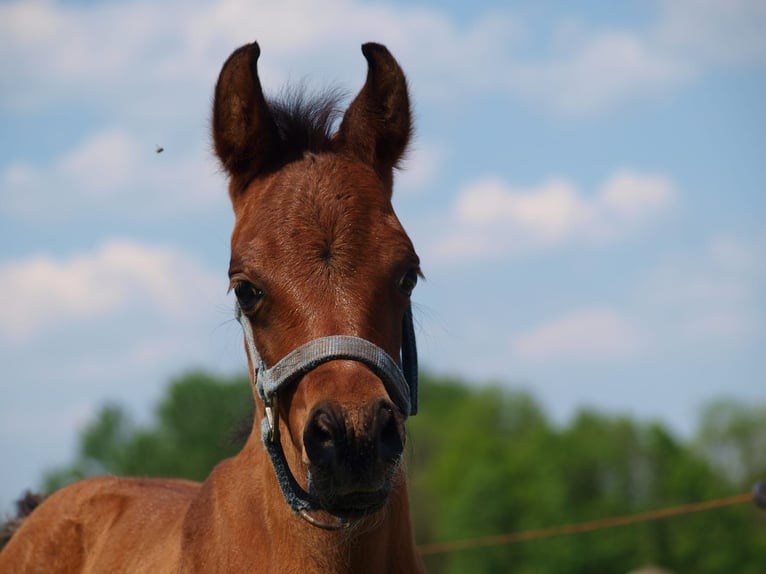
[303,405,342,470]
[375,401,404,464]
[312,412,335,447]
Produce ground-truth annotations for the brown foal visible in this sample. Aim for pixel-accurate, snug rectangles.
[0,41,425,573]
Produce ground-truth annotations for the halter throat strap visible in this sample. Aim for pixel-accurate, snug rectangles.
[234,302,418,524]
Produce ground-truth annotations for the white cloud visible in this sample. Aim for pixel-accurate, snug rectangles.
[511,307,643,363]
[1,128,223,220]
[0,0,517,114]
[431,169,677,262]
[509,31,688,116]
[639,235,764,346]
[0,124,431,221]
[656,0,766,67]
[0,0,176,112]
[2,0,763,119]
[455,178,588,237]
[0,240,223,342]
[508,235,763,366]
[508,0,766,115]
[708,236,763,274]
[397,142,446,193]
[599,171,678,220]
[53,131,138,199]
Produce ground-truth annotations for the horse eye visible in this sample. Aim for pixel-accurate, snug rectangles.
[233,281,264,310]
[398,269,419,296]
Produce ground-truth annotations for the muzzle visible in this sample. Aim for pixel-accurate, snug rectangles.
[235,302,418,528]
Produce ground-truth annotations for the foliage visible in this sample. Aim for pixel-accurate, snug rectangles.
[695,399,766,487]
[42,371,766,572]
[44,371,252,492]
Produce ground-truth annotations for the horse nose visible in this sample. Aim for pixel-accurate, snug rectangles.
[303,399,404,476]
[372,399,404,465]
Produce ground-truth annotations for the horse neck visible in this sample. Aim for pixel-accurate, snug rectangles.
[183,419,423,573]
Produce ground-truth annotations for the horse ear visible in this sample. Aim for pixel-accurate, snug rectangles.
[334,43,412,190]
[212,42,281,198]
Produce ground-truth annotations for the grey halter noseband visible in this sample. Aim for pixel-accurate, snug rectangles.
[235,302,418,528]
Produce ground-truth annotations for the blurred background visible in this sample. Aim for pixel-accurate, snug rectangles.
[1,0,764,571]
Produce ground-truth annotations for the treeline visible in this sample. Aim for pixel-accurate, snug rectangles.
[44,371,766,573]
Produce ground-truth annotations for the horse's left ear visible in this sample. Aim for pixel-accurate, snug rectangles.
[333,43,412,191]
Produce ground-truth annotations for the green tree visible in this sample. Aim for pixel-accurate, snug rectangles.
[44,371,251,491]
[41,370,766,573]
[696,399,766,488]
[407,382,765,574]
[407,376,554,574]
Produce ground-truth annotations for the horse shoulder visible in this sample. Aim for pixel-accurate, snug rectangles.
[0,476,200,573]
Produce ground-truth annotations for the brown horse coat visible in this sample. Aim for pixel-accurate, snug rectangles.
[0,41,425,574]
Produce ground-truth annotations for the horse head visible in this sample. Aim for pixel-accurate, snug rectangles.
[213,41,419,524]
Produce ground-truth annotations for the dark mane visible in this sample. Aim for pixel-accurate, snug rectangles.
[0,491,45,550]
[267,86,346,159]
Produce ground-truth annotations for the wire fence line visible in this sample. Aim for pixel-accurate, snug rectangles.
[418,490,757,557]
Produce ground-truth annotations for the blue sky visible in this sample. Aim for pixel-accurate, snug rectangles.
[1,0,764,514]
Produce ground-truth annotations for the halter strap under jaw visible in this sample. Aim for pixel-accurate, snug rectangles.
[234,301,419,526]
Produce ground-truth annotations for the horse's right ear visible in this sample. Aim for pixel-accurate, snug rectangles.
[212,42,280,198]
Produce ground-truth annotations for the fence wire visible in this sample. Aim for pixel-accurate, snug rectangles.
[418,491,756,556]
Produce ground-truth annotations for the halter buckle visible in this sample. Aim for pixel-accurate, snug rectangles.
[265,396,280,442]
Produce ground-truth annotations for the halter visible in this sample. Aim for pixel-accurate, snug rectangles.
[235,302,418,529]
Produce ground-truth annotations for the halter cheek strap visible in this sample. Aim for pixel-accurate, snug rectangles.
[235,302,418,525]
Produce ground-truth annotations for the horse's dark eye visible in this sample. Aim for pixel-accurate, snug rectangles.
[398,269,419,296]
[234,281,264,310]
